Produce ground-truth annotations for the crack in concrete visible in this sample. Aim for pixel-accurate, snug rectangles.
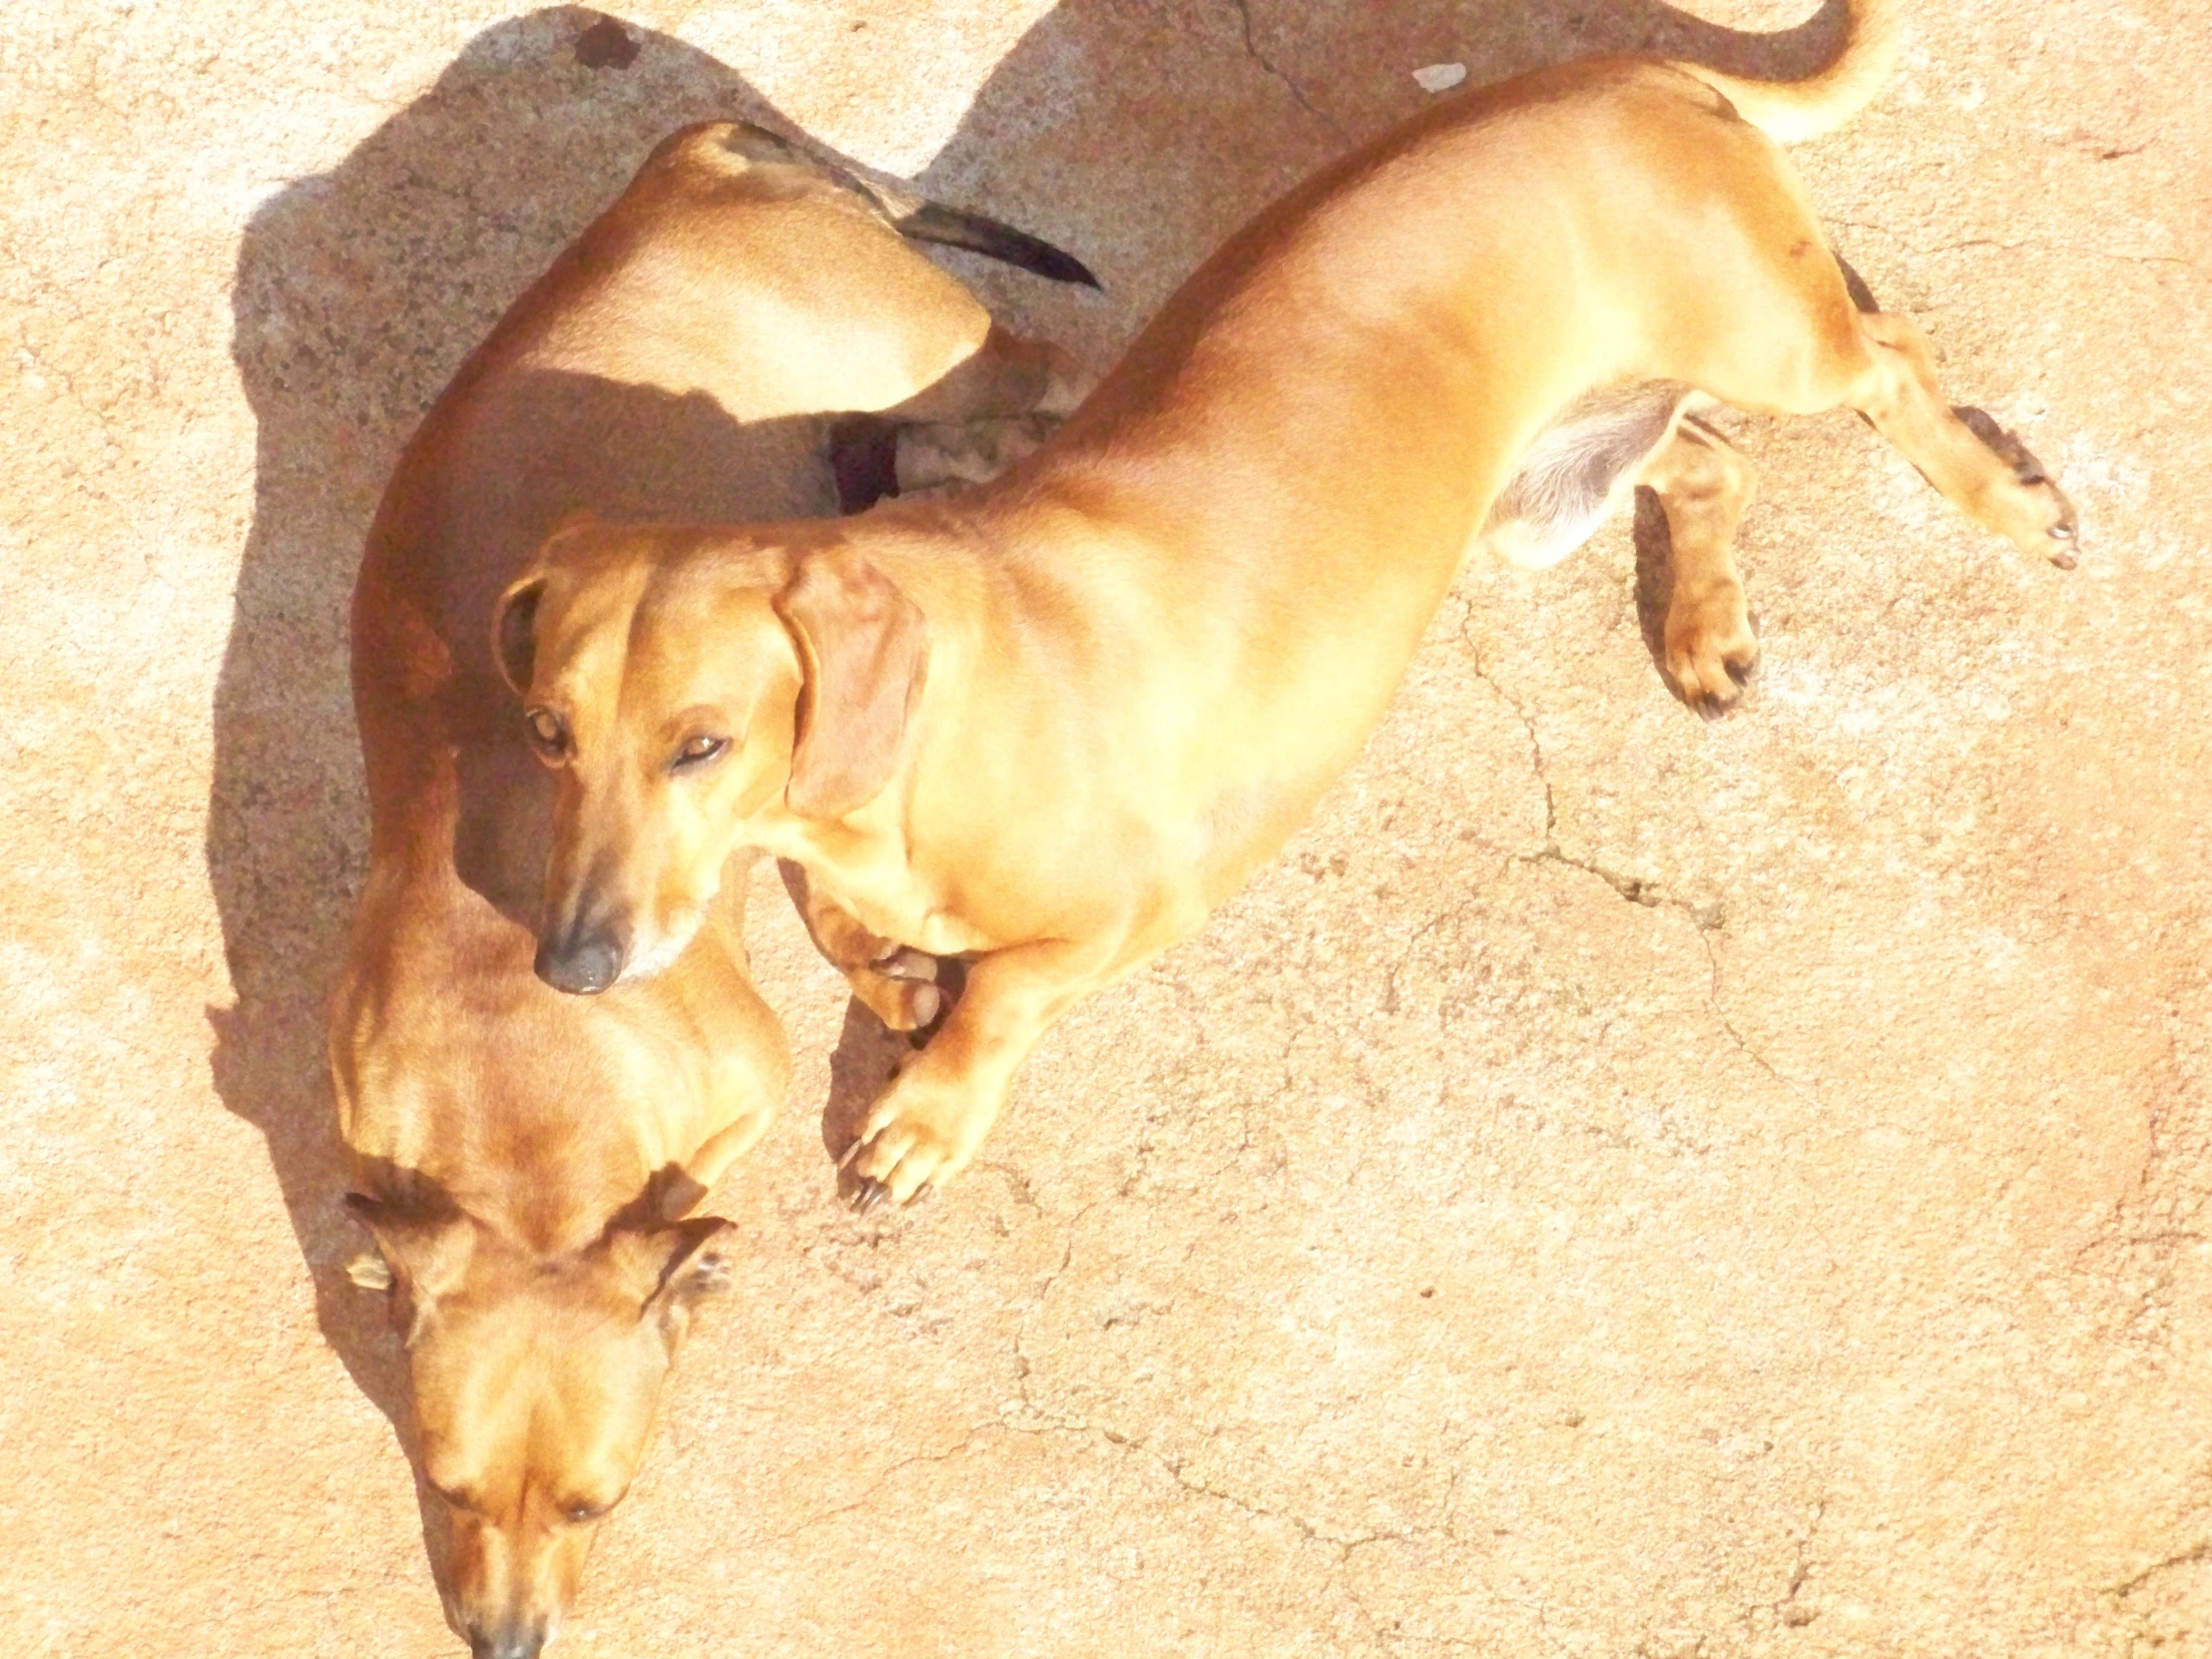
[2070,991,2201,1348]
[763,1431,990,1542]
[971,1158,1042,1215]
[1008,1227,1456,1559]
[1933,237,2198,274]
[2108,1539,2212,1597]
[1229,0,1349,144]
[2130,993,2193,1203]
[767,1412,1387,1556]
[1700,930,1813,1106]
[1382,895,1475,1017]
[1457,605,1693,915]
[1777,1496,1827,1627]
[1006,1404,1427,1550]
[1458,609,1556,851]
[1456,609,1811,1107]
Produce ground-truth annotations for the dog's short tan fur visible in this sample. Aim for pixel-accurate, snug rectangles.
[500,3,2076,1214]
[331,121,1086,1656]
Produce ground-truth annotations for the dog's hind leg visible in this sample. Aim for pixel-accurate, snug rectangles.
[1638,414,1761,719]
[1610,113,2075,568]
[1841,310,2079,566]
[1477,382,1759,717]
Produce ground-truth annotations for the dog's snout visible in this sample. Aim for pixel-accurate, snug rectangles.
[469,1626,545,1659]
[534,929,624,995]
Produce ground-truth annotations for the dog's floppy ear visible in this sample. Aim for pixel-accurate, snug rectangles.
[603,1217,737,1338]
[492,574,549,699]
[773,550,928,820]
[345,1193,476,1340]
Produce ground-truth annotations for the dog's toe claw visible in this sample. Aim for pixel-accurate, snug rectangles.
[1698,697,1730,724]
[1725,658,1754,689]
[2049,514,2080,568]
[849,1177,890,1214]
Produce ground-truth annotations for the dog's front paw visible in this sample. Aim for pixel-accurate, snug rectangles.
[844,946,945,1033]
[837,1086,994,1212]
[1665,578,1760,721]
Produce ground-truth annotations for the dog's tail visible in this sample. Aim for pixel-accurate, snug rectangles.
[857,179,1102,289]
[710,122,1100,288]
[1670,0,1905,143]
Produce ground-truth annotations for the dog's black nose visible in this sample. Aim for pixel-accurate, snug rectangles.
[534,932,622,995]
[469,1630,544,1659]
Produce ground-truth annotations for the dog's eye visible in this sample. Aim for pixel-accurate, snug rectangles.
[561,1499,612,1524]
[429,1481,480,1514]
[524,708,570,758]
[670,735,728,773]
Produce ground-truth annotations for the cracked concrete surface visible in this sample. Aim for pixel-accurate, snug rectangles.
[2,0,2209,1654]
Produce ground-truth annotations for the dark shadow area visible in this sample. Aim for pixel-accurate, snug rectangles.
[817,957,972,1171]
[1633,483,1682,695]
[822,1000,911,1164]
[421,374,833,931]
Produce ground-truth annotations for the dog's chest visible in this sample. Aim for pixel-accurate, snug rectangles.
[805,852,997,958]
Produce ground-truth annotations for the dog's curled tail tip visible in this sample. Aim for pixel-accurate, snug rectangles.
[890,201,1103,289]
[1675,0,1906,143]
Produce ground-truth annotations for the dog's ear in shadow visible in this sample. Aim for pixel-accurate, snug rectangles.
[345,1192,477,1343]
[601,1215,737,1343]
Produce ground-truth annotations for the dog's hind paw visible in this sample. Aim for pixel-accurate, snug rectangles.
[1664,580,1760,721]
[1955,406,2079,567]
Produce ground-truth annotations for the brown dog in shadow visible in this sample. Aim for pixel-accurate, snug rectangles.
[329,121,1091,1659]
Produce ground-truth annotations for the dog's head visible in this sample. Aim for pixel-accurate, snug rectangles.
[492,522,927,993]
[348,1194,735,1658]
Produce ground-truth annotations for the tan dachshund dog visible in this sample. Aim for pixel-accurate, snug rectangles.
[495,1,2075,1216]
[329,121,1091,1658]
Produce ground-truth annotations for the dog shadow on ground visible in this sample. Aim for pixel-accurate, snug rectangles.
[206,0,1860,1586]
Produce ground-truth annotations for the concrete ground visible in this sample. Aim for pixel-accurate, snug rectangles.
[3,1,2208,1654]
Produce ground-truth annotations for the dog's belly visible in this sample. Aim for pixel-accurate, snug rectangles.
[1475,379,1692,569]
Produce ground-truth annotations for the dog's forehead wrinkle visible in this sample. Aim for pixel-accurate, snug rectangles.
[626,575,788,712]
[532,581,639,733]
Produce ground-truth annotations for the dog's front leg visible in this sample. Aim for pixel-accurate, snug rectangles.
[837,933,1118,1210]
[781,859,950,1032]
